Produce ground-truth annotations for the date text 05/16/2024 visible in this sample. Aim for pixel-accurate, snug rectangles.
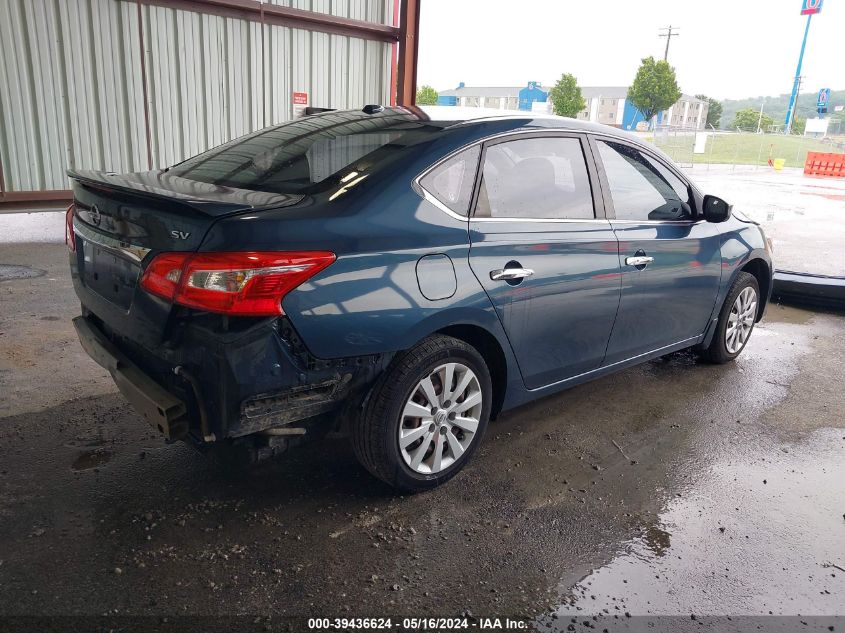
[307,618,528,630]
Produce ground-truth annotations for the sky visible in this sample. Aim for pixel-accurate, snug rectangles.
[417,0,843,101]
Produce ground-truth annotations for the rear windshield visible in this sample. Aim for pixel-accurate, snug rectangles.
[168,111,446,195]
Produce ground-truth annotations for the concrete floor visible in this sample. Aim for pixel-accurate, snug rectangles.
[1,243,844,629]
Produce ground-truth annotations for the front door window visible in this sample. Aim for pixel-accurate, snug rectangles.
[596,140,691,222]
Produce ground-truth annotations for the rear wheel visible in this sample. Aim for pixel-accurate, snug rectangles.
[351,335,491,492]
[700,271,760,364]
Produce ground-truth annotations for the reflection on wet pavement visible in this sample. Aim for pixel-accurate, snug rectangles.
[552,429,845,618]
[542,303,845,622]
[684,166,845,276]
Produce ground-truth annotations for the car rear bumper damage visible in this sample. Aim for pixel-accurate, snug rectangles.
[74,316,190,440]
[72,313,387,444]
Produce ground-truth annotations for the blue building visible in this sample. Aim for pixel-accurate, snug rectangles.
[517,82,548,111]
[436,82,547,111]
[436,82,461,107]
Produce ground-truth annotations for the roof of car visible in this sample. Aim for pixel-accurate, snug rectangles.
[417,105,641,141]
[305,106,640,142]
[301,106,656,160]
[408,107,686,176]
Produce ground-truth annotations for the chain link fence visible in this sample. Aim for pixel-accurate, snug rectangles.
[650,125,845,170]
[652,126,695,167]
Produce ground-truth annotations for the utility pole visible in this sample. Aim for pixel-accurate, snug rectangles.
[659,26,679,62]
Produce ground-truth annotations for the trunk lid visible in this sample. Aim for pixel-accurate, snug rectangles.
[68,169,302,334]
[69,168,301,251]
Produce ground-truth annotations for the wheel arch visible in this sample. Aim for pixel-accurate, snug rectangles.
[435,323,508,420]
[740,257,772,320]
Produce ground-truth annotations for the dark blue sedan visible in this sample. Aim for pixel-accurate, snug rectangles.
[67,106,773,491]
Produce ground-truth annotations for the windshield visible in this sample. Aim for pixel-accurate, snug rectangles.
[168,110,446,195]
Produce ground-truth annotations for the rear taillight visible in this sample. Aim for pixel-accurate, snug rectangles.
[139,253,187,301]
[140,251,335,316]
[65,204,76,252]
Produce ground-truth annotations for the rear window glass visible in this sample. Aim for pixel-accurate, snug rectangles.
[168,111,444,195]
[419,146,481,216]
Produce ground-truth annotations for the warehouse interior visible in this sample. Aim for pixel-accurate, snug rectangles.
[0,0,420,211]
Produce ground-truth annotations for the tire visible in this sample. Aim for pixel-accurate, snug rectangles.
[700,271,760,364]
[351,335,492,492]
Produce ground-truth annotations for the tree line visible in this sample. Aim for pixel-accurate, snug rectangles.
[414,57,691,125]
[416,71,842,134]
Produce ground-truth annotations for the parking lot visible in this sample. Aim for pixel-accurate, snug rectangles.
[683,165,845,276]
[1,236,843,627]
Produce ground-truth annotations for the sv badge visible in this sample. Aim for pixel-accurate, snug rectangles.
[170,230,191,240]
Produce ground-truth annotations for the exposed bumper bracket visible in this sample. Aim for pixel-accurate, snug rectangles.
[73,316,188,440]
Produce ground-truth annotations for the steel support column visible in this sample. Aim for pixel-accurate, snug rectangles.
[396,0,420,106]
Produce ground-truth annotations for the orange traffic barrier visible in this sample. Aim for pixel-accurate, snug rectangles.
[804,151,845,177]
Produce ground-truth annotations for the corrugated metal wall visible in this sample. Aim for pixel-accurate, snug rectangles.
[0,0,395,193]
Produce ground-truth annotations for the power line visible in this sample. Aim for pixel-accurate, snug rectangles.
[658,26,679,62]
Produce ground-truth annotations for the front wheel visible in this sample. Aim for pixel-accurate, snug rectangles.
[700,271,760,364]
[351,335,492,492]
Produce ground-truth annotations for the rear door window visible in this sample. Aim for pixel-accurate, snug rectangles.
[419,146,481,216]
[474,136,595,220]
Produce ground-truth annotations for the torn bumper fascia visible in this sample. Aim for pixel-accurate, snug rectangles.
[74,313,388,441]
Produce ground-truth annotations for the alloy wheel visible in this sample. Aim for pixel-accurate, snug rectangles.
[398,362,482,475]
[726,286,758,354]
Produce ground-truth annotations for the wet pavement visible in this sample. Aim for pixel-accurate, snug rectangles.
[0,210,65,245]
[683,166,845,277]
[1,243,844,629]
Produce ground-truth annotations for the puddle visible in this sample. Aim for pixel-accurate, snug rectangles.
[71,449,113,471]
[763,303,815,325]
[546,428,845,618]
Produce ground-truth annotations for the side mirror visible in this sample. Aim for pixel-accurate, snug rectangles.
[702,195,732,223]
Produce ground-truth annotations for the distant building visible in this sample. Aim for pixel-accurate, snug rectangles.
[436,82,709,130]
[569,87,709,131]
[437,81,547,111]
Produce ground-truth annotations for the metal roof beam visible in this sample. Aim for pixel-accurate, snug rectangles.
[130,0,401,43]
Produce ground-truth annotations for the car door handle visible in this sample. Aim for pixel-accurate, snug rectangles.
[625,256,654,267]
[490,267,534,281]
